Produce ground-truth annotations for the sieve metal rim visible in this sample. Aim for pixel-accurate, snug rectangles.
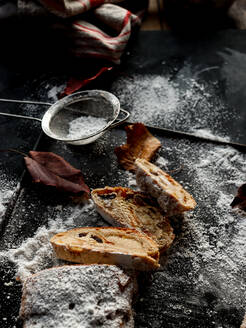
[41,90,121,142]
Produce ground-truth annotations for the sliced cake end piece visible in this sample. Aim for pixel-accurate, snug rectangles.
[135,158,196,216]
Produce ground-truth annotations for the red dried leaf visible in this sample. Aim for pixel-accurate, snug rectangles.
[231,183,246,211]
[24,151,90,194]
[60,66,113,97]
[115,123,161,171]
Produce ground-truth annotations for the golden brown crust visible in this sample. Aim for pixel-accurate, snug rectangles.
[91,186,175,252]
[50,227,160,271]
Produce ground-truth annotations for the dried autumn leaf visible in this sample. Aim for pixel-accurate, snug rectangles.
[60,67,113,97]
[230,183,246,211]
[24,151,90,194]
[115,123,161,171]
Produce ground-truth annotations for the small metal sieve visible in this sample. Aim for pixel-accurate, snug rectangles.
[0,90,130,145]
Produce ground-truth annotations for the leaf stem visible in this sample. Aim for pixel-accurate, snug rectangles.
[0,148,29,157]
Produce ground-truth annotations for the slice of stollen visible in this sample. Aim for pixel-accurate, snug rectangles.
[135,158,196,216]
[19,264,136,328]
[91,186,175,252]
[50,227,160,271]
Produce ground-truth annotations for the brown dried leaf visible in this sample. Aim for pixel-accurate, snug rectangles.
[24,151,90,194]
[231,183,246,211]
[115,123,161,171]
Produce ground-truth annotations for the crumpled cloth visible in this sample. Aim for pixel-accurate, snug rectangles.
[18,0,148,64]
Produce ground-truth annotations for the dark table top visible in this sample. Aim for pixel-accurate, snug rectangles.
[1,29,246,328]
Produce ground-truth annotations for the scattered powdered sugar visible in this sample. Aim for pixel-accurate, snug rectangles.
[16,81,66,119]
[125,171,137,189]
[67,115,108,139]
[0,190,14,220]
[47,84,66,102]
[190,128,231,142]
[161,141,246,308]
[7,225,60,281]
[2,200,105,281]
[111,67,235,139]
[194,146,246,195]
[154,155,169,170]
[0,173,19,224]
[111,74,179,124]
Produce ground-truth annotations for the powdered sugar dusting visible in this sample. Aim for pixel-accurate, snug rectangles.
[3,200,107,281]
[0,190,14,220]
[47,84,66,102]
[111,68,235,140]
[20,265,134,328]
[0,173,19,224]
[16,81,66,119]
[154,156,169,170]
[190,128,231,142]
[160,141,246,307]
[8,225,60,281]
[67,115,107,139]
[112,74,179,124]
[125,171,137,189]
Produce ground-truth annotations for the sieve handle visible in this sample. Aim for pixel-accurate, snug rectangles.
[110,108,130,129]
[0,111,42,122]
[0,98,52,106]
[0,98,53,122]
